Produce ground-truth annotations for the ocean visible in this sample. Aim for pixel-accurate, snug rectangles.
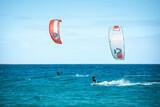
[0,64,160,107]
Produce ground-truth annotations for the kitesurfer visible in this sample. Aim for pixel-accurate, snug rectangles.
[92,75,96,83]
[56,71,60,76]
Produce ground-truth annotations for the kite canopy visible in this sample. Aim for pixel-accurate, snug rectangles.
[49,19,62,44]
[108,25,125,60]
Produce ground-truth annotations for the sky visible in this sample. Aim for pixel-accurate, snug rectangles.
[0,0,160,64]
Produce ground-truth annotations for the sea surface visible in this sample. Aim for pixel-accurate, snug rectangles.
[0,64,160,107]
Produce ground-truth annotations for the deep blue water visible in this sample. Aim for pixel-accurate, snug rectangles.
[0,64,160,107]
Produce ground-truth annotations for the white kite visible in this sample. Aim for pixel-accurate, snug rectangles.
[108,25,125,60]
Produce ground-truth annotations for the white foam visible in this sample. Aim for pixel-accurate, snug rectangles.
[91,79,160,86]
[124,75,152,77]
[74,74,89,77]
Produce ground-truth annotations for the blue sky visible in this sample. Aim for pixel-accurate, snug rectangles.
[0,0,160,64]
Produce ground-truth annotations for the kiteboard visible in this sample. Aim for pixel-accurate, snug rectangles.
[108,25,125,60]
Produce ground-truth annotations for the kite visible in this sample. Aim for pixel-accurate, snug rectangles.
[49,19,62,44]
[108,25,125,60]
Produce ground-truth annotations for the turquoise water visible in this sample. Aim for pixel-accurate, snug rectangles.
[0,64,160,107]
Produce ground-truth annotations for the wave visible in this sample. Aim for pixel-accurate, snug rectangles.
[74,74,89,77]
[91,79,160,86]
[124,75,152,77]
